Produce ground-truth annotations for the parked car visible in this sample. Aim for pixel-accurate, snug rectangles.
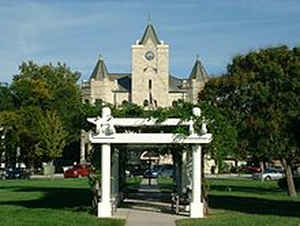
[253,168,284,181]
[129,168,145,177]
[240,166,261,174]
[160,168,174,178]
[0,168,6,180]
[143,169,160,178]
[64,163,90,178]
[3,168,30,179]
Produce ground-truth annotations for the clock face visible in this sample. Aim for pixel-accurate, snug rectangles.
[145,51,154,61]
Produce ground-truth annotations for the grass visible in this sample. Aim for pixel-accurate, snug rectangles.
[0,178,125,226]
[176,178,300,226]
[126,176,142,187]
[157,176,175,192]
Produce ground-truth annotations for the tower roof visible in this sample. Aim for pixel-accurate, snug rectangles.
[139,23,161,45]
[189,57,209,81]
[89,55,109,81]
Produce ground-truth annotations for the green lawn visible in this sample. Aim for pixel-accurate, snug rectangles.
[177,178,300,226]
[0,178,125,226]
[157,176,175,192]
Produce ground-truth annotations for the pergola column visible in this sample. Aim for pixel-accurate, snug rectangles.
[112,149,119,207]
[80,131,86,163]
[98,144,112,217]
[190,144,204,218]
[181,150,188,193]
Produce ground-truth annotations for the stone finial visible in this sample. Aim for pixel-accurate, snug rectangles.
[102,107,111,119]
[94,107,115,136]
[193,107,201,117]
[98,54,104,61]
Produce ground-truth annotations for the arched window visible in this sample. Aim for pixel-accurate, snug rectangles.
[143,99,149,107]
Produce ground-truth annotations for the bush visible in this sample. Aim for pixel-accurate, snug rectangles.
[278,177,300,190]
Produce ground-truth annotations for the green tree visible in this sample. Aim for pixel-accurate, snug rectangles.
[36,111,68,164]
[11,61,82,142]
[200,46,300,196]
[0,61,82,167]
[199,101,238,173]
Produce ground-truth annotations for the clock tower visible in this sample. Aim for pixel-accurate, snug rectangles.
[131,23,169,107]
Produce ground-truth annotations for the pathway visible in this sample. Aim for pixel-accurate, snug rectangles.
[114,178,187,226]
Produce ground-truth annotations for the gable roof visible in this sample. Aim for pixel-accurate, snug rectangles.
[139,23,161,45]
[89,56,109,81]
[189,58,209,81]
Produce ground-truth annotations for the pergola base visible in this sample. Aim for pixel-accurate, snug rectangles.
[190,202,204,218]
[98,202,112,218]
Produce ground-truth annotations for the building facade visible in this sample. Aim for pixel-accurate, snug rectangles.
[80,22,209,162]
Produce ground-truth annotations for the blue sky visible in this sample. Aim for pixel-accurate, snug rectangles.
[0,0,299,83]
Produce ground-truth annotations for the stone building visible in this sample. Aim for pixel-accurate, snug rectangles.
[80,22,209,162]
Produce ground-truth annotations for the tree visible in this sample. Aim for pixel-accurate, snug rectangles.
[0,61,82,167]
[199,101,238,173]
[35,111,68,164]
[200,46,300,196]
[11,61,82,143]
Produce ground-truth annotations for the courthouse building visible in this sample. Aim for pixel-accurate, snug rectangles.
[80,22,209,162]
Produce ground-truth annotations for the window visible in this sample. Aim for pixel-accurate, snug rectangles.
[149,80,152,90]
[95,99,103,105]
[143,99,149,107]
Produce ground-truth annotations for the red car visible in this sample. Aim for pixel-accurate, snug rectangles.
[240,166,261,173]
[64,164,90,178]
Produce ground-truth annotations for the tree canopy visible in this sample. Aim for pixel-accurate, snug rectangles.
[0,61,82,166]
[200,45,300,196]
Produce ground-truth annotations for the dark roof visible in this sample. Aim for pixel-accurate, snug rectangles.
[139,23,161,45]
[109,73,131,80]
[89,57,108,81]
[169,75,187,92]
[189,58,209,81]
[115,76,131,92]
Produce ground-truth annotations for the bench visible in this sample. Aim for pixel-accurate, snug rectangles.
[171,192,191,214]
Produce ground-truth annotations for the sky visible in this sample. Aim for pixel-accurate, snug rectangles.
[0,0,299,83]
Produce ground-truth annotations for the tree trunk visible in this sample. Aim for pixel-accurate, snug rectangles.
[281,158,297,197]
[259,160,264,182]
[201,151,208,216]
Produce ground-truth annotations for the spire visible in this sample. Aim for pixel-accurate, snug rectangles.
[139,19,161,45]
[147,12,152,25]
[189,55,209,81]
[89,54,109,81]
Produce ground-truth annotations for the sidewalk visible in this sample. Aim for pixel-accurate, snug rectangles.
[114,179,186,226]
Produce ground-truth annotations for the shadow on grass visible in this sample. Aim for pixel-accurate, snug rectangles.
[210,183,282,194]
[0,186,91,212]
[209,194,300,218]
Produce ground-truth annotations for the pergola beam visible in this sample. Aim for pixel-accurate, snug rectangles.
[89,133,212,144]
[88,117,190,127]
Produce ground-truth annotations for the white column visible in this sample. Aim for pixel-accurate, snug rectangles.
[80,140,85,163]
[80,130,86,163]
[181,150,187,193]
[190,145,204,218]
[98,144,112,217]
[112,149,119,207]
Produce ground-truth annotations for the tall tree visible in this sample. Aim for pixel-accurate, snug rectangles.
[200,46,300,196]
[0,61,82,167]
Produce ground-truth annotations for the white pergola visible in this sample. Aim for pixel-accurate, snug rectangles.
[88,107,212,218]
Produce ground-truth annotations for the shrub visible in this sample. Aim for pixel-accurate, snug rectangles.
[278,177,300,190]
